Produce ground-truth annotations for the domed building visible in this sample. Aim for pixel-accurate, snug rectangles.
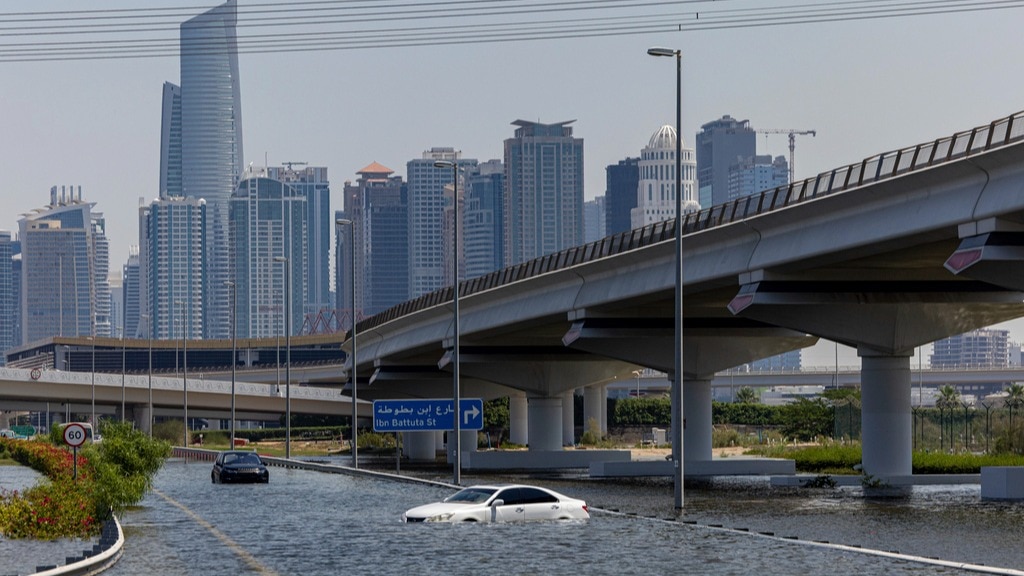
[630,125,699,229]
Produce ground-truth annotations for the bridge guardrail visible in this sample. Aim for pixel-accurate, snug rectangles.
[356,111,1024,335]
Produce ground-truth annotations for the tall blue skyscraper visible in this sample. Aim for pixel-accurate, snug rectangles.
[584,197,605,244]
[139,197,206,340]
[19,186,109,343]
[122,246,141,338]
[231,173,307,339]
[407,148,477,298]
[0,231,12,365]
[179,0,243,339]
[464,159,504,280]
[604,157,639,236]
[503,120,584,266]
[159,82,182,199]
[697,115,756,208]
[267,165,330,318]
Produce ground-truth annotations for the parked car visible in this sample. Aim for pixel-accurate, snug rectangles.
[402,484,589,523]
[211,451,270,484]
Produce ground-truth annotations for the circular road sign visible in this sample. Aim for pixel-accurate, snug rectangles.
[63,423,88,448]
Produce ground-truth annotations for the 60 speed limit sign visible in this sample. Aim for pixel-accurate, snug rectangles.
[63,423,88,448]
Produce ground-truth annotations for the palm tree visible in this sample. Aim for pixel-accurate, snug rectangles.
[1005,383,1024,431]
[936,385,961,451]
[735,386,758,404]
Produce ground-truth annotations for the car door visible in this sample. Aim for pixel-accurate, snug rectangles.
[490,488,526,522]
[517,487,561,521]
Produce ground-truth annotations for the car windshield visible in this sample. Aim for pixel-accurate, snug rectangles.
[224,453,262,465]
[444,487,497,504]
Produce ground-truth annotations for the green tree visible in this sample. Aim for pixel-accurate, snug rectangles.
[735,386,758,404]
[1005,383,1024,431]
[85,421,171,516]
[936,385,961,410]
[778,398,833,441]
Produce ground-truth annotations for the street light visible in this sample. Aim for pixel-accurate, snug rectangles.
[632,369,642,398]
[336,218,358,468]
[176,300,188,447]
[88,336,96,427]
[648,45,685,510]
[142,314,153,437]
[434,159,462,485]
[225,280,237,448]
[120,328,126,422]
[274,255,292,459]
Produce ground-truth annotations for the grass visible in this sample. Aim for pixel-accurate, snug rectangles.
[746,441,1024,474]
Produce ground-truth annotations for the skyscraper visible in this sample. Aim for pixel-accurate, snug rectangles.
[122,246,141,338]
[407,148,476,298]
[696,115,756,208]
[179,0,243,339]
[727,155,789,201]
[139,196,205,340]
[19,186,109,343]
[931,329,1010,368]
[266,165,330,318]
[230,173,307,339]
[0,231,11,365]
[341,162,409,319]
[584,197,606,243]
[159,82,182,199]
[604,157,639,236]
[632,125,698,229]
[503,120,584,266]
[463,159,504,280]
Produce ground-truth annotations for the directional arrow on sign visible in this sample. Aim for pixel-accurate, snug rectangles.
[463,403,480,426]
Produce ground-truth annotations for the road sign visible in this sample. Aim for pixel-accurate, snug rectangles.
[63,422,88,448]
[373,398,484,432]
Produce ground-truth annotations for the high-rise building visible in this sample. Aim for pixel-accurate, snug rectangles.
[340,162,409,320]
[159,82,182,199]
[748,349,802,371]
[584,197,605,244]
[18,186,109,344]
[632,125,699,229]
[407,148,477,298]
[464,159,504,279]
[727,155,788,201]
[503,120,584,266]
[604,157,639,236]
[122,247,141,338]
[109,275,123,338]
[230,173,307,339]
[267,165,331,318]
[179,0,243,339]
[139,196,206,340]
[697,115,756,208]
[10,242,21,350]
[0,231,11,365]
[931,329,1010,368]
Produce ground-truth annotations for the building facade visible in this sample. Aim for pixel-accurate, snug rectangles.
[139,196,206,340]
[230,174,307,339]
[584,197,605,244]
[631,125,699,229]
[604,157,639,236]
[0,231,11,364]
[503,120,584,266]
[696,115,756,208]
[407,148,476,298]
[931,329,1010,368]
[727,154,788,201]
[179,0,244,339]
[464,159,504,280]
[122,247,141,338]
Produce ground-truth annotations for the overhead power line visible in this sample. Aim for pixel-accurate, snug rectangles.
[0,0,1021,62]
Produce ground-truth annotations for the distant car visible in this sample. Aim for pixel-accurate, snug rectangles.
[211,451,270,484]
[402,484,589,523]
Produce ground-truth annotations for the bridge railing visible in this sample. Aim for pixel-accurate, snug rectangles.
[356,111,1024,335]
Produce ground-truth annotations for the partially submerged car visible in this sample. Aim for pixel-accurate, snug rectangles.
[211,450,270,484]
[402,484,589,523]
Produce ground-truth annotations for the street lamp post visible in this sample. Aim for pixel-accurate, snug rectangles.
[142,314,153,437]
[274,256,292,459]
[633,369,642,398]
[177,300,188,447]
[120,329,126,422]
[336,218,358,468]
[89,337,96,427]
[648,46,685,510]
[434,159,461,485]
[225,280,237,448]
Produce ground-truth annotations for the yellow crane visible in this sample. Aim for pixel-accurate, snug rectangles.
[755,128,816,183]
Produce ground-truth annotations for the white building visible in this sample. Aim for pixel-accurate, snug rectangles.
[631,125,698,229]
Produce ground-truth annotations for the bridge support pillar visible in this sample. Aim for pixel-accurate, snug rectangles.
[406,431,436,461]
[527,397,563,451]
[434,430,445,453]
[583,385,605,436]
[509,392,528,446]
[683,376,713,462]
[448,429,478,463]
[860,350,912,478]
[134,405,153,436]
[562,390,575,446]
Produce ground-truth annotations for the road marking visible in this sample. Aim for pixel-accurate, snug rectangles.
[152,488,279,575]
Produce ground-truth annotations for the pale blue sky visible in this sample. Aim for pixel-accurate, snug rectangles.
[3,1,1023,364]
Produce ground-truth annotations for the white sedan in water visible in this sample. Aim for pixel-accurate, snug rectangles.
[402,484,590,523]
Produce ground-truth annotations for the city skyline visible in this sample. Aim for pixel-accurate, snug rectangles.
[3,0,1024,364]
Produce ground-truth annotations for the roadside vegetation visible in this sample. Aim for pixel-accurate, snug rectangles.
[0,421,170,539]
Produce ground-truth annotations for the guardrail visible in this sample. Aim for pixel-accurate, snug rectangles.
[357,111,1024,334]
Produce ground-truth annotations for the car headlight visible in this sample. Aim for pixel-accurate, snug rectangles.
[425,512,455,522]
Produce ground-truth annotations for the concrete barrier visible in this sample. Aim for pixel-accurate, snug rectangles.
[30,517,123,576]
[981,467,1024,500]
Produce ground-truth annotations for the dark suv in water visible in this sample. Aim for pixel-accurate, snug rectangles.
[211,451,270,484]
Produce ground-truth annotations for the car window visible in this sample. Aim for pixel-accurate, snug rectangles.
[446,488,496,504]
[238,453,262,465]
[222,453,237,464]
[495,488,524,505]
[517,488,557,504]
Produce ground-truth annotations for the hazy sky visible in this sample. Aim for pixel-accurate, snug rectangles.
[3,1,1024,365]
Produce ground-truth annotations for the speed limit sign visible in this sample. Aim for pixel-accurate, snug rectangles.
[63,423,87,448]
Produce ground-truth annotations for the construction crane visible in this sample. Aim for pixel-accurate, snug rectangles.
[755,129,816,183]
